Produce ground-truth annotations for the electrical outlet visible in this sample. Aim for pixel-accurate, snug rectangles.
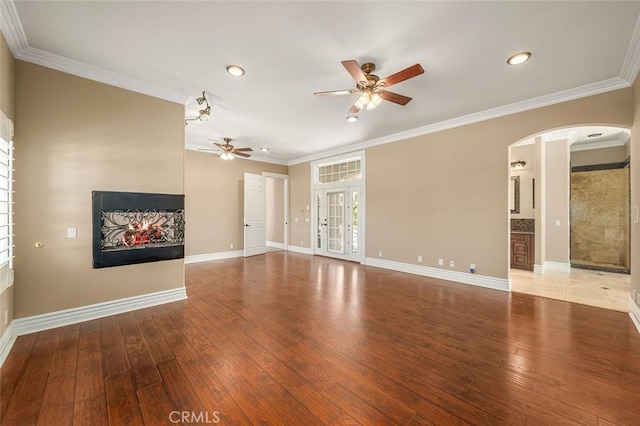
[470,263,476,273]
[230,244,234,249]
[378,251,383,258]
[67,227,77,238]
[555,220,560,227]
[418,256,422,263]
[449,260,455,268]
[438,259,443,266]
[4,310,8,326]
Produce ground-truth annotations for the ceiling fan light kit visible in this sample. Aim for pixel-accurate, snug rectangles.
[198,137,253,161]
[314,59,424,117]
[185,91,211,125]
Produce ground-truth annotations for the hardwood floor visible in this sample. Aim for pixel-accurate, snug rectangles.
[2,251,640,425]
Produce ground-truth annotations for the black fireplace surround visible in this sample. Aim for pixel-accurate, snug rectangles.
[92,191,185,268]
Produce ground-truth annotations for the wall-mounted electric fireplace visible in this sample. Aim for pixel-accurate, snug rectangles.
[92,191,185,268]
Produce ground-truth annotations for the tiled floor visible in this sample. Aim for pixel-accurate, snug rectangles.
[510,267,631,312]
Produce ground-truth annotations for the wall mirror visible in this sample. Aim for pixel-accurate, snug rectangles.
[510,176,520,214]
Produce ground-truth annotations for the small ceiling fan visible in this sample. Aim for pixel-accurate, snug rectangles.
[314,60,424,114]
[198,137,253,160]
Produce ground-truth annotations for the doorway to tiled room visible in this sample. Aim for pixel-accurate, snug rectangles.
[509,126,631,312]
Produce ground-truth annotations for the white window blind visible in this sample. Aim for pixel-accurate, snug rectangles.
[0,109,13,294]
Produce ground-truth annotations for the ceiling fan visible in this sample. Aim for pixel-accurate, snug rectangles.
[314,60,424,114]
[198,137,253,160]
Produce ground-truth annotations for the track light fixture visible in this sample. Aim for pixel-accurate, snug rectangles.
[185,91,211,126]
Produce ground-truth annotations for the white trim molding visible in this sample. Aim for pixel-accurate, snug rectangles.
[630,297,640,335]
[0,287,187,367]
[534,264,545,275]
[544,261,571,273]
[364,258,510,292]
[0,323,16,367]
[266,241,286,250]
[184,250,244,264]
[288,245,313,255]
[11,287,187,337]
[0,0,186,104]
[621,12,640,83]
[288,77,629,166]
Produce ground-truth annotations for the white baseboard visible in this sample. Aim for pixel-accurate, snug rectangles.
[364,258,510,292]
[0,323,16,367]
[13,286,184,342]
[184,250,244,264]
[266,241,286,250]
[630,296,640,335]
[534,264,545,274]
[544,261,571,272]
[288,245,313,255]
[0,286,187,368]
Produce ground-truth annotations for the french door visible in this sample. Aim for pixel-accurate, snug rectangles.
[314,187,362,262]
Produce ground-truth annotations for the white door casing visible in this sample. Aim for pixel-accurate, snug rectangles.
[244,172,266,257]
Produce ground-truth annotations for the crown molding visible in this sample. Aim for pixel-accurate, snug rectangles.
[288,77,630,165]
[0,0,27,56]
[2,0,638,163]
[621,12,640,83]
[570,138,628,152]
[0,1,186,104]
[17,46,187,104]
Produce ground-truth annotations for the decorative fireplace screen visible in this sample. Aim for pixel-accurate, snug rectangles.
[92,191,185,268]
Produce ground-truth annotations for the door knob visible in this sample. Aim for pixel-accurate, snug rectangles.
[244,224,250,227]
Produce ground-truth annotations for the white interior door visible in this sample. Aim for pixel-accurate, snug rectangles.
[244,172,266,257]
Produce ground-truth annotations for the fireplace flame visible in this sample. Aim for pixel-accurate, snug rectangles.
[121,220,163,247]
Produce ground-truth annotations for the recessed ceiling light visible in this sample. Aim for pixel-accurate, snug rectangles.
[346,116,358,122]
[587,132,603,138]
[260,147,270,153]
[507,52,531,65]
[226,65,245,77]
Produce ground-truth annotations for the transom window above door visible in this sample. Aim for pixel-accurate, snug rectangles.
[315,158,361,184]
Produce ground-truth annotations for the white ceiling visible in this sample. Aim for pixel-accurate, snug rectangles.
[3,1,640,164]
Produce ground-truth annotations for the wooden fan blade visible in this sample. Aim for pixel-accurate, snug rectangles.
[348,100,362,114]
[342,60,367,83]
[214,142,225,149]
[233,147,253,152]
[379,64,424,88]
[234,152,251,158]
[314,89,358,96]
[380,90,412,106]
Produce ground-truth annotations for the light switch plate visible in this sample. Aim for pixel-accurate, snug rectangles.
[67,228,77,238]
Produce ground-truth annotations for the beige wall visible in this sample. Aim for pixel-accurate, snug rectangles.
[288,162,311,248]
[510,144,535,219]
[14,61,186,318]
[362,89,632,279]
[184,150,287,256]
[571,145,628,167]
[632,76,640,309]
[0,33,14,338]
[545,139,570,264]
[266,177,285,244]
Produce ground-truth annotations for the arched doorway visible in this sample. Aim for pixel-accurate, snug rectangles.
[509,125,631,311]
